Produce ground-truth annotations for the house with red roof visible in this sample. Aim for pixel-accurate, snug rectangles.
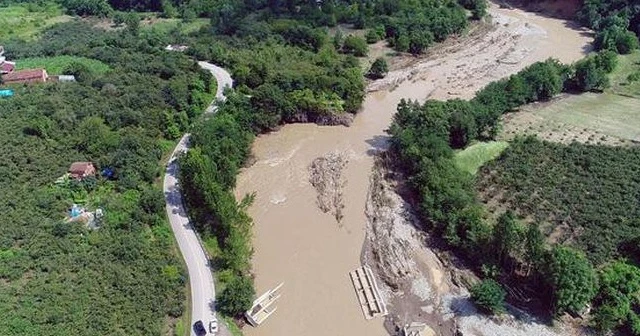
[68,162,96,180]
[2,68,48,84]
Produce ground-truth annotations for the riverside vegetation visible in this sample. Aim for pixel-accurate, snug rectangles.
[389,1,640,334]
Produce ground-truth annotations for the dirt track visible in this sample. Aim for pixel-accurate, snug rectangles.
[236,3,592,336]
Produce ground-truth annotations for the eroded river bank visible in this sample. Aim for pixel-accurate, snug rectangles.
[235,3,592,335]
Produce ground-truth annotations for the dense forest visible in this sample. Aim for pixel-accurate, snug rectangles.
[0,20,214,335]
[387,47,640,334]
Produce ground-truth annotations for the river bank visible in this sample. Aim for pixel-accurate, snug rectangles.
[235,2,592,335]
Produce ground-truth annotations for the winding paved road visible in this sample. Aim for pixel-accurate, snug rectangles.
[164,61,233,336]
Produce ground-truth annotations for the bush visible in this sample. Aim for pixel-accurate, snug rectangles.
[471,279,506,314]
[367,57,388,79]
[628,72,640,82]
[365,29,380,44]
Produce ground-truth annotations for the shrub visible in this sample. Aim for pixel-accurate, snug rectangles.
[628,72,640,82]
[367,57,389,79]
[471,279,506,314]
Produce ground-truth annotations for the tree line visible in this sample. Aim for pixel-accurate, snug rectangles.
[387,49,639,333]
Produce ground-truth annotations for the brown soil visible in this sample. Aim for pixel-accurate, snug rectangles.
[362,156,461,336]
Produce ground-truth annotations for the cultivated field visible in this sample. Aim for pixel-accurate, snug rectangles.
[15,55,111,75]
[499,52,640,145]
[0,3,71,41]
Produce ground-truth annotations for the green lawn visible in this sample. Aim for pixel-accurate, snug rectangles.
[455,141,509,175]
[0,3,71,41]
[15,56,111,75]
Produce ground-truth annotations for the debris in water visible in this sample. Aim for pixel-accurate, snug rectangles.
[309,152,348,223]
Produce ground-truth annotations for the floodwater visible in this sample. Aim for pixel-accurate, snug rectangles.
[236,3,591,336]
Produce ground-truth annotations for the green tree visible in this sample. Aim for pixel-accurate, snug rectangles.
[366,57,389,79]
[521,61,563,101]
[124,12,140,35]
[333,29,343,50]
[112,11,126,26]
[572,57,609,91]
[544,246,598,315]
[63,61,94,83]
[471,279,506,314]
[594,49,618,73]
[493,210,525,269]
[342,35,368,57]
[365,29,380,44]
[593,262,640,333]
[217,276,255,316]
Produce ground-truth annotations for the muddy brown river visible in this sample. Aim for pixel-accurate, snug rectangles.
[236,3,592,335]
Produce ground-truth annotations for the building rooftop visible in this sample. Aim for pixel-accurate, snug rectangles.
[69,162,94,173]
[2,68,46,82]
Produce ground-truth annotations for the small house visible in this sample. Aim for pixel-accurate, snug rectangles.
[2,68,48,84]
[69,162,96,180]
[57,75,76,82]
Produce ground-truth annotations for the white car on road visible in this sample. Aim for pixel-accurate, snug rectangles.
[209,318,218,334]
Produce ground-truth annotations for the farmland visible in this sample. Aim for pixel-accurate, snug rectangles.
[477,137,640,264]
[15,55,111,75]
[0,3,71,41]
[500,52,640,145]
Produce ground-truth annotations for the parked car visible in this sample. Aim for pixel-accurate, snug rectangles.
[209,319,219,334]
[193,320,207,335]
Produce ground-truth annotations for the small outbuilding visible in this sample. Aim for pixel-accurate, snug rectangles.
[50,75,76,82]
[69,162,96,180]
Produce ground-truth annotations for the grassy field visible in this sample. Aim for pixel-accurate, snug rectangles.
[15,55,112,75]
[142,18,209,35]
[607,50,640,98]
[499,52,640,145]
[455,141,509,175]
[0,3,71,41]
